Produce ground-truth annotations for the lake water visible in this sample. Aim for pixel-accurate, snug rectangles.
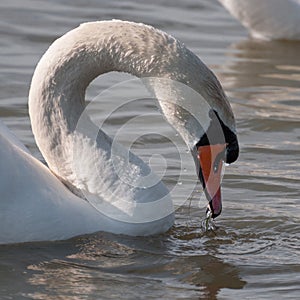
[0,0,300,299]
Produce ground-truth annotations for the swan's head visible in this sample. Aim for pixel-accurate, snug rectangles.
[193,109,239,219]
[150,75,238,219]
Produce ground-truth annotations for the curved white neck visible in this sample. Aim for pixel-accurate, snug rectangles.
[28,21,234,221]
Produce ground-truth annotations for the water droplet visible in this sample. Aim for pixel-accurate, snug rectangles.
[201,209,216,232]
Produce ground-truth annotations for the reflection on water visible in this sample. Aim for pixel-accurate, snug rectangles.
[0,231,246,300]
[216,38,300,217]
[214,38,300,298]
[0,0,300,299]
[218,39,300,98]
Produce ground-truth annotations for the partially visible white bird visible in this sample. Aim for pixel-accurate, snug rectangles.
[218,0,300,40]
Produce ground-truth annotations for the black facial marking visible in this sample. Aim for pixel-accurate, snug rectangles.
[198,167,205,189]
[196,110,239,164]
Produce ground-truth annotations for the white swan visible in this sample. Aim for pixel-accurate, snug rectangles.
[218,0,300,40]
[0,20,238,244]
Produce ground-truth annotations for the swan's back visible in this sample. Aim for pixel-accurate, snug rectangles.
[0,121,30,154]
[218,0,300,40]
[0,124,96,243]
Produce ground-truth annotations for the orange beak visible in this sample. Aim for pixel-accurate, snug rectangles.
[197,144,226,218]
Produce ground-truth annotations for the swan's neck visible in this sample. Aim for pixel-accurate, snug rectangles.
[28,21,233,218]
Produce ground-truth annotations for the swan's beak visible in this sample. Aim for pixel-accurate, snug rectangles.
[197,144,226,219]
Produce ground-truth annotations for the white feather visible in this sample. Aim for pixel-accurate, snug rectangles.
[1,20,235,244]
[218,0,300,40]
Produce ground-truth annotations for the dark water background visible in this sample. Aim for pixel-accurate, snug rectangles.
[0,0,299,299]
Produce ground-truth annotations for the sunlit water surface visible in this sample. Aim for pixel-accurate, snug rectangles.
[0,0,299,299]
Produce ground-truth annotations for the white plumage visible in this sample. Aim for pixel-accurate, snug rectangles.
[218,0,300,40]
[1,20,236,244]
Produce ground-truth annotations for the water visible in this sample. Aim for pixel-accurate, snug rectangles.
[0,0,300,299]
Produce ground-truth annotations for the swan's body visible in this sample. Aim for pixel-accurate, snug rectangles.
[0,120,174,243]
[218,0,300,40]
[1,20,238,244]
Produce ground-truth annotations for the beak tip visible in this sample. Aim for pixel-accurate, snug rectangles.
[206,186,222,219]
[206,204,222,219]
[197,144,225,220]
